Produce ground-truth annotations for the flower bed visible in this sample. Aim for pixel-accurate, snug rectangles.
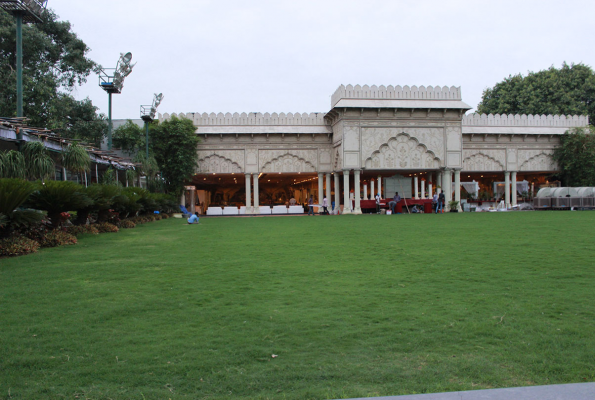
[0,235,40,257]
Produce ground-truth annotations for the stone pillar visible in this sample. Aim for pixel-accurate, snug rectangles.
[363,184,368,200]
[511,171,517,207]
[504,171,510,208]
[428,183,433,197]
[180,193,185,206]
[343,170,351,214]
[378,176,382,199]
[245,173,252,212]
[454,169,461,211]
[444,169,452,209]
[370,179,375,199]
[334,172,340,213]
[318,172,324,206]
[421,180,425,199]
[253,173,260,213]
[189,188,196,214]
[414,176,419,199]
[437,171,442,190]
[325,173,331,206]
[354,170,362,214]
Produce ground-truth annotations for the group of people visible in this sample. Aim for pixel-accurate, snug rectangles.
[432,191,446,213]
[308,195,330,215]
[383,191,446,214]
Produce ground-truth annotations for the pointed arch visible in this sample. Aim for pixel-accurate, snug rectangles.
[364,133,440,170]
[261,152,316,173]
[198,154,243,173]
[462,152,504,172]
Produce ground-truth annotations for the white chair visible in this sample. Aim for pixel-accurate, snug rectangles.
[206,207,223,215]
[272,205,288,214]
[258,206,272,215]
[223,207,239,215]
[288,206,304,214]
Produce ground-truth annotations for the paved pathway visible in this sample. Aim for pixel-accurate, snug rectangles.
[339,382,595,400]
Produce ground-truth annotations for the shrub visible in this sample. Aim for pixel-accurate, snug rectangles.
[39,230,77,248]
[94,222,119,233]
[66,224,99,236]
[154,214,162,221]
[161,214,169,219]
[120,220,136,229]
[0,235,40,257]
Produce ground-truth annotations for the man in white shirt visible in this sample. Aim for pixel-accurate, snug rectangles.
[375,193,381,214]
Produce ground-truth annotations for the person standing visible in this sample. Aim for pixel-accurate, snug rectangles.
[322,196,329,215]
[432,192,438,213]
[308,195,314,216]
[375,192,381,214]
[437,192,445,214]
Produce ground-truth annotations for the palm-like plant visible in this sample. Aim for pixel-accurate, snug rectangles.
[86,184,122,222]
[23,141,55,181]
[0,178,43,237]
[27,181,92,228]
[62,143,90,182]
[0,151,27,179]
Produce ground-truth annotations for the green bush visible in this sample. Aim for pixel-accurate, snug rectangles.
[27,181,91,228]
[39,230,77,248]
[94,222,119,233]
[65,224,99,236]
[120,220,136,229]
[0,235,40,257]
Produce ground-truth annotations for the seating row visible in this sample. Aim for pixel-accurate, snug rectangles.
[206,206,305,215]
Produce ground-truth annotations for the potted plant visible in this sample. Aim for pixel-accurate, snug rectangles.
[448,200,459,212]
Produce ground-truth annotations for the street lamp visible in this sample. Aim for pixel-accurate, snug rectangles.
[140,93,164,159]
[0,0,48,149]
[98,52,135,150]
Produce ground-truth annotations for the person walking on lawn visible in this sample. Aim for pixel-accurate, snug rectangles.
[308,195,315,216]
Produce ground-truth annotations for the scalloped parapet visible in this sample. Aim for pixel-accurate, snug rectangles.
[462,113,589,127]
[159,112,328,126]
[331,84,462,108]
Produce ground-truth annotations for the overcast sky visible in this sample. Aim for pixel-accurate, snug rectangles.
[48,0,595,120]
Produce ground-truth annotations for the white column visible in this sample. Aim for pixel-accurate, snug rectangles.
[95,164,99,184]
[334,172,340,213]
[454,169,461,211]
[245,173,252,212]
[189,188,196,214]
[437,171,442,190]
[180,193,185,206]
[444,169,452,209]
[325,173,331,207]
[421,180,425,199]
[370,179,375,199]
[343,170,351,214]
[363,184,368,200]
[253,173,259,212]
[318,172,324,206]
[511,171,517,206]
[354,170,362,214]
[377,176,382,199]
[531,182,535,198]
[504,171,510,208]
[414,176,419,199]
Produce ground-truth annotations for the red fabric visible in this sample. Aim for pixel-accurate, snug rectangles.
[359,199,433,213]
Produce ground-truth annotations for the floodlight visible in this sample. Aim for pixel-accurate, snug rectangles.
[0,0,48,23]
[140,93,165,158]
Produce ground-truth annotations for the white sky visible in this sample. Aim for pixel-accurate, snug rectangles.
[48,0,595,120]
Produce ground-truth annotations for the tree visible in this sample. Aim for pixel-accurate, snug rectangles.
[552,127,595,186]
[477,62,595,125]
[0,9,106,144]
[62,143,90,181]
[113,120,144,154]
[149,116,199,195]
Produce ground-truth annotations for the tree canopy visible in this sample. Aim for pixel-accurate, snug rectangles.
[552,127,595,186]
[113,120,145,155]
[477,62,595,125]
[0,8,106,145]
[150,116,199,195]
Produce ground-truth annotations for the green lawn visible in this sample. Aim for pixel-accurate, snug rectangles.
[1,212,595,399]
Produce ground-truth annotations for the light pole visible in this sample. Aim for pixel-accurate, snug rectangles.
[98,52,135,151]
[140,93,164,159]
[0,0,48,149]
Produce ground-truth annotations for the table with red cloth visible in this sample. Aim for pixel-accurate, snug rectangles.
[359,198,434,213]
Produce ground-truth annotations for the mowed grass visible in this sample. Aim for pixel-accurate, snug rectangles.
[1,212,595,400]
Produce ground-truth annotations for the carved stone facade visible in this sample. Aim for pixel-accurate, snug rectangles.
[161,85,588,176]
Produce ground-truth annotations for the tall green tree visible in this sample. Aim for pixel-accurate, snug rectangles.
[0,9,106,144]
[477,62,595,125]
[553,127,595,186]
[149,116,199,195]
[113,120,144,154]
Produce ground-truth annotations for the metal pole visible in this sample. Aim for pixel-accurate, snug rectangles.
[145,120,149,159]
[15,13,23,151]
[108,92,113,150]
[16,13,23,118]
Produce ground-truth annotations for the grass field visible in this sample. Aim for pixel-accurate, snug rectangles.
[1,212,595,399]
